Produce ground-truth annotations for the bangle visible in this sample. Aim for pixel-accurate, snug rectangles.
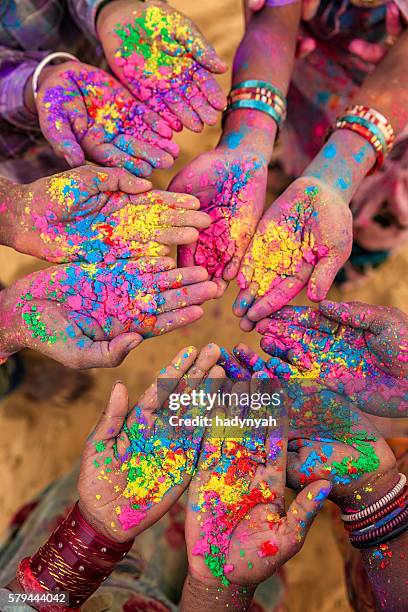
[32,52,79,100]
[350,502,407,536]
[349,504,408,549]
[16,558,75,612]
[341,473,406,522]
[224,79,287,129]
[29,502,134,608]
[344,486,408,532]
[265,0,300,4]
[327,104,395,174]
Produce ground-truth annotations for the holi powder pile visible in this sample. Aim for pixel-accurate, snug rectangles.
[191,433,279,586]
[28,174,187,263]
[193,158,262,278]
[16,259,184,344]
[93,402,203,531]
[114,7,203,100]
[42,67,176,152]
[238,186,329,296]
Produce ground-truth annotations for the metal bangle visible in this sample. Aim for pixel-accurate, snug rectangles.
[32,52,79,100]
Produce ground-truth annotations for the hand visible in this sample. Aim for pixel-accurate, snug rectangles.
[256,301,408,417]
[228,344,399,512]
[78,344,224,542]
[170,147,268,295]
[234,177,353,330]
[97,0,227,132]
[185,405,331,586]
[0,258,217,368]
[1,166,211,263]
[36,61,179,173]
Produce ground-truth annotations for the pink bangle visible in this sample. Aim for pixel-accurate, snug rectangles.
[29,502,134,608]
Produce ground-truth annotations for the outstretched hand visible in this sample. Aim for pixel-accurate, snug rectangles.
[234,178,352,330]
[78,344,223,542]
[97,0,227,132]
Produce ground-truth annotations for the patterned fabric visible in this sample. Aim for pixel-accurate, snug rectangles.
[0,0,106,161]
[0,466,285,610]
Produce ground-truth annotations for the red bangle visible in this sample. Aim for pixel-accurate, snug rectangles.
[344,487,408,532]
[16,558,75,612]
[337,122,385,173]
[28,502,134,608]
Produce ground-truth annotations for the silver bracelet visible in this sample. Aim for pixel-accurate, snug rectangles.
[341,473,407,522]
[32,52,79,100]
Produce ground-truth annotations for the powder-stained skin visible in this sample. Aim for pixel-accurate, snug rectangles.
[98,3,226,131]
[37,63,178,173]
[1,167,211,263]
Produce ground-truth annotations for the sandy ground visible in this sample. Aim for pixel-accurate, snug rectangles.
[0,1,407,609]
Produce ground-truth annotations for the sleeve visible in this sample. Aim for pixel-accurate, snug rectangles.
[67,0,112,39]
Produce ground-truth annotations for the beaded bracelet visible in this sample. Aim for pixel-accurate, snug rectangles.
[224,79,287,128]
[327,104,395,174]
[344,487,407,532]
[26,502,134,608]
[341,473,406,522]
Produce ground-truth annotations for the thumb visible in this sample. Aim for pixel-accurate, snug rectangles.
[92,381,130,442]
[85,333,144,369]
[248,0,265,11]
[319,300,384,332]
[307,256,342,302]
[286,480,332,545]
[41,112,85,167]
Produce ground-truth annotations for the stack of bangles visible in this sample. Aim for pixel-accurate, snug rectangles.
[341,473,408,549]
[16,502,134,610]
[328,104,395,174]
[223,79,287,129]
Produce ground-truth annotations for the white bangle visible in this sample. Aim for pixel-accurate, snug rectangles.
[341,473,407,522]
[32,52,79,100]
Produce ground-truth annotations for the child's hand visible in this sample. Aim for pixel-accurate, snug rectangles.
[234,177,352,329]
[185,413,330,586]
[78,344,224,542]
[36,62,179,173]
[169,148,268,296]
[2,166,211,263]
[256,302,408,417]
[0,258,217,368]
[97,0,227,132]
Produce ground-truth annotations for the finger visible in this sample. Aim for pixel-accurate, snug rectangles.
[174,23,227,73]
[164,90,204,133]
[40,111,85,167]
[187,89,220,125]
[233,285,258,318]
[155,265,210,290]
[144,96,183,132]
[248,0,265,10]
[143,305,204,337]
[82,333,144,368]
[256,307,339,334]
[192,66,227,111]
[319,300,385,333]
[113,134,175,169]
[297,37,316,59]
[156,280,218,313]
[284,480,332,550]
[79,166,152,195]
[217,347,252,381]
[159,208,211,229]
[307,255,344,302]
[154,227,200,245]
[386,2,403,39]
[91,381,130,442]
[348,39,385,63]
[182,343,221,391]
[91,144,154,177]
[246,270,311,322]
[138,106,174,139]
[233,343,270,375]
[140,191,201,211]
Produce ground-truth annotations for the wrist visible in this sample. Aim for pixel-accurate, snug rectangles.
[337,469,399,514]
[220,108,277,163]
[181,571,256,612]
[77,500,132,544]
[0,289,24,360]
[0,179,19,248]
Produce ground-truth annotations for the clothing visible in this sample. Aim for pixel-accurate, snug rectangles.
[0,466,285,611]
[279,0,408,271]
[0,0,107,164]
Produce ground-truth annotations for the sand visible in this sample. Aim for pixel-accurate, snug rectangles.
[0,1,407,609]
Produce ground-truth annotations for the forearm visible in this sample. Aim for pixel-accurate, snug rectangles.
[181,572,256,612]
[221,3,301,161]
[352,30,408,136]
[361,530,408,611]
[0,176,18,248]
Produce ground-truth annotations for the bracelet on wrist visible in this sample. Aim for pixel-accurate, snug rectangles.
[341,473,406,522]
[326,104,395,175]
[223,79,287,130]
[32,52,79,101]
[18,502,134,608]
